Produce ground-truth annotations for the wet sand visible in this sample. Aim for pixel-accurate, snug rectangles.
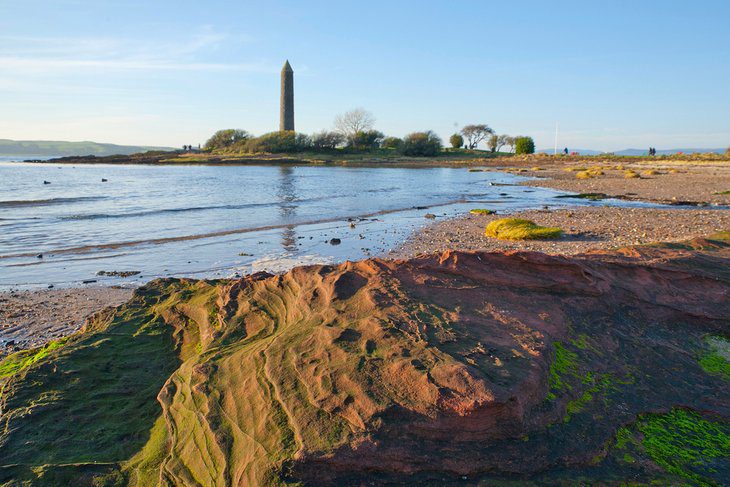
[516,161,730,206]
[0,287,132,355]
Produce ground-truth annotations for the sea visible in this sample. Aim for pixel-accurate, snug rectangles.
[0,158,657,290]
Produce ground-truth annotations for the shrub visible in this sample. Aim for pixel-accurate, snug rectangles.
[514,136,535,154]
[642,169,660,176]
[469,209,494,215]
[245,131,312,153]
[450,133,464,149]
[347,130,384,151]
[204,129,251,151]
[381,136,403,150]
[485,218,562,240]
[624,170,640,179]
[400,131,443,156]
[311,131,345,151]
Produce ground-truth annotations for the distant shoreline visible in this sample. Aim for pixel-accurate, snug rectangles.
[11,149,730,169]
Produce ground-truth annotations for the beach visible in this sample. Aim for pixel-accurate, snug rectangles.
[2,159,729,356]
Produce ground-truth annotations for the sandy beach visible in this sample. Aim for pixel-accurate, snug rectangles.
[392,206,730,258]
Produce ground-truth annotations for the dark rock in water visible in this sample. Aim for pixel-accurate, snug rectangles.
[81,279,97,284]
[1,235,729,485]
[96,270,141,278]
[43,181,51,185]
[329,238,342,245]
[424,213,436,219]
[101,178,108,182]
[36,254,43,259]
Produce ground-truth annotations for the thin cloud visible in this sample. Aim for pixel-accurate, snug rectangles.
[0,57,271,72]
[0,26,264,74]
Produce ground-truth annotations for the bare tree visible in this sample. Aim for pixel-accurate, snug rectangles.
[496,134,509,152]
[460,124,494,149]
[334,108,376,138]
[504,136,516,153]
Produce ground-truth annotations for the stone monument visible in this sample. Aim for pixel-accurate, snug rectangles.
[280,60,294,131]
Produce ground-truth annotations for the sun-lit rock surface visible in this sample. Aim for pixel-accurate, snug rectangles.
[1,235,728,485]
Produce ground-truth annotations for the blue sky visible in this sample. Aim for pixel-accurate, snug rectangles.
[1,0,729,150]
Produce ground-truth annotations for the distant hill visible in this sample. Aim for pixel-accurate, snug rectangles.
[0,139,174,157]
[538,147,726,156]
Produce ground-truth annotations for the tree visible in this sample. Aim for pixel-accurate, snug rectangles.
[347,130,384,151]
[311,131,345,151]
[449,134,464,149]
[381,136,403,149]
[203,129,251,151]
[496,135,509,152]
[334,109,376,138]
[460,124,494,149]
[487,134,498,152]
[514,136,535,155]
[245,131,311,153]
[400,131,443,156]
[504,136,516,153]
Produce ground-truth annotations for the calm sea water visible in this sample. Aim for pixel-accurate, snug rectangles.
[0,162,653,289]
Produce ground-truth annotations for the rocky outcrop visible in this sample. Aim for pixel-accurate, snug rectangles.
[0,236,728,486]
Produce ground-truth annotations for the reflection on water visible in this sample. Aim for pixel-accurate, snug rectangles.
[277,166,298,252]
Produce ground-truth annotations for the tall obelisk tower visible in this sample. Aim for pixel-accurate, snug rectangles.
[280,60,294,131]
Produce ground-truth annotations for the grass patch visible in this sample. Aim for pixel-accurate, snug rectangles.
[714,190,730,195]
[485,218,562,240]
[624,170,640,179]
[642,169,661,176]
[469,208,495,215]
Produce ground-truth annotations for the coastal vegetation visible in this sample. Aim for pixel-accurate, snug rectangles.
[484,218,563,240]
[514,136,536,154]
[469,208,494,215]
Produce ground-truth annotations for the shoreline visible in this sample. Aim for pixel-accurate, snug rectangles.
[2,160,729,356]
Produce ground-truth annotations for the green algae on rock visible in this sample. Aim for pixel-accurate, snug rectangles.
[0,235,729,485]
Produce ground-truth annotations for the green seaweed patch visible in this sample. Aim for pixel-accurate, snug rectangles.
[546,341,578,400]
[485,218,563,241]
[0,337,68,379]
[698,335,730,380]
[638,409,730,486]
[469,208,495,215]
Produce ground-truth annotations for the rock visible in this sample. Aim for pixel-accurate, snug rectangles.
[329,238,342,245]
[1,237,729,485]
[424,213,436,219]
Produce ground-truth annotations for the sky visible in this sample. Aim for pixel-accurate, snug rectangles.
[1,0,729,151]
